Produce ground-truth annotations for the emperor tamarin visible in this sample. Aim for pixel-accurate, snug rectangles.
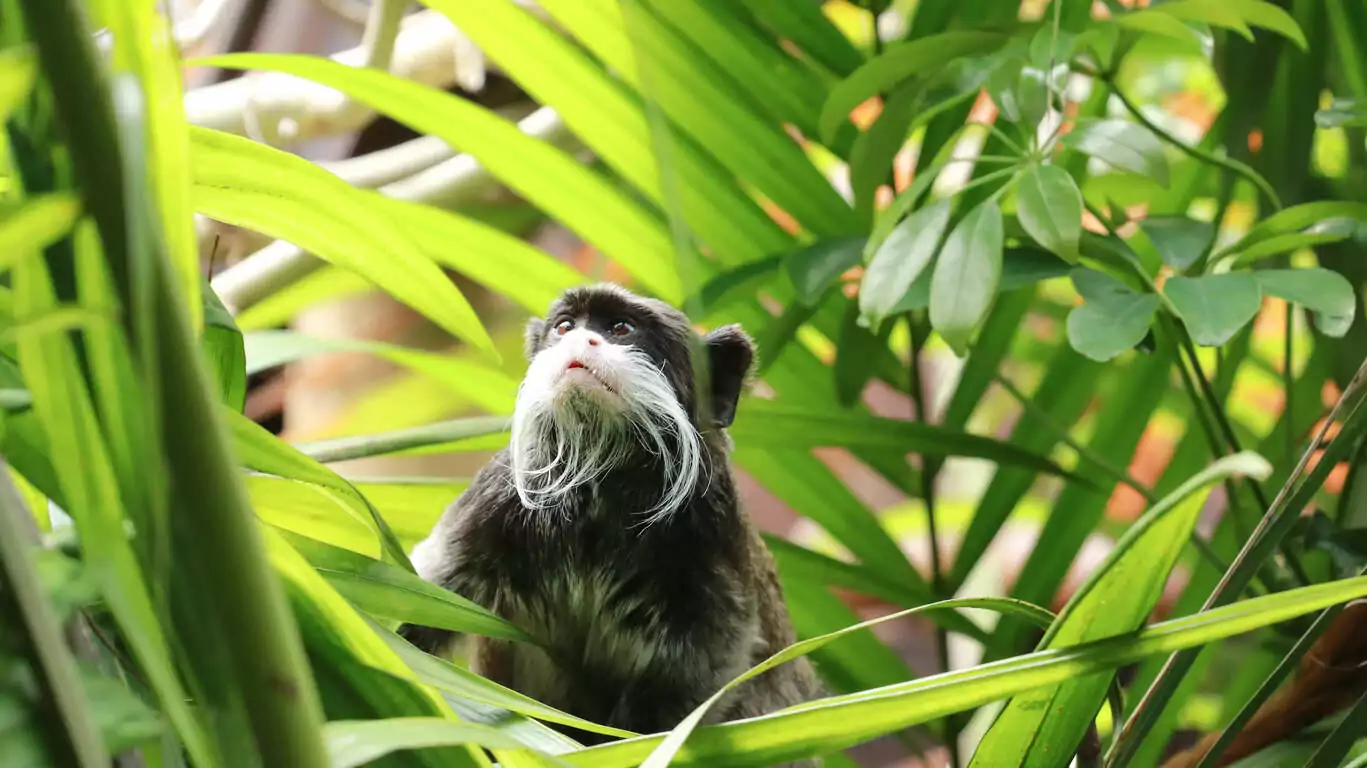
[399,283,823,760]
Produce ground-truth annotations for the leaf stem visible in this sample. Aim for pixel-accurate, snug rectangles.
[1103,77,1283,212]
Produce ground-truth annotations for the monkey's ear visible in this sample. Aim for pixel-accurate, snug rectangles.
[703,324,754,428]
[524,317,546,360]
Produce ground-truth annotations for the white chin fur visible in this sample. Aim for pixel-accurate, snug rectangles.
[510,331,702,524]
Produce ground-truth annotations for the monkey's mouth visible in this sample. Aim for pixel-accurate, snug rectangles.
[561,360,615,393]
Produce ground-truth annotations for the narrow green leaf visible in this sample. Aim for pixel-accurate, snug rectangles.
[0,47,36,121]
[1228,201,1367,255]
[1065,269,1162,362]
[188,127,498,360]
[1254,268,1356,338]
[1139,216,1214,271]
[563,576,1367,768]
[1227,229,1355,267]
[1113,12,1209,53]
[820,31,1007,142]
[294,416,512,464]
[1228,0,1311,49]
[1136,0,1254,40]
[970,453,1272,767]
[197,53,683,301]
[858,198,951,332]
[1164,273,1263,346]
[1015,164,1083,263]
[784,237,866,306]
[1315,98,1367,128]
[201,279,246,412]
[929,200,1005,355]
[0,195,82,272]
[833,298,888,407]
[279,529,533,644]
[324,718,524,768]
[1305,690,1367,767]
[738,0,863,77]
[1060,119,1170,186]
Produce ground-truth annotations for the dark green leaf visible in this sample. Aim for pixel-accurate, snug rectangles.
[201,279,245,412]
[833,299,889,407]
[929,200,1005,355]
[1139,216,1214,271]
[784,237,866,306]
[1164,273,1263,346]
[1066,268,1161,362]
[1060,119,1170,186]
[858,198,951,331]
[1015,164,1082,263]
[1254,268,1356,338]
[691,257,782,317]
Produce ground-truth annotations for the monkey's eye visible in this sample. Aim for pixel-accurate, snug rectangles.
[554,319,574,335]
[609,320,634,337]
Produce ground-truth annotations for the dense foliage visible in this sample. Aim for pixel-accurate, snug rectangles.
[5,0,1367,766]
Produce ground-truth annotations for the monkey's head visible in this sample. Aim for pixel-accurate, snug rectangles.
[509,283,754,522]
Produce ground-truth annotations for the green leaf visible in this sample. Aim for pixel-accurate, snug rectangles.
[278,529,533,644]
[833,298,889,407]
[969,452,1271,767]
[242,331,517,416]
[201,279,245,412]
[729,401,1090,483]
[1315,99,1367,128]
[561,576,1367,768]
[1227,201,1367,255]
[1226,0,1310,49]
[1226,228,1356,267]
[1060,119,1170,186]
[820,31,1006,142]
[197,53,683,302]
[738,0,863,77]
[1139,216,1214,271]
[858,198,951,332]
[1254,268,1357,338]
[1065,269,1162,362]
[0,195,82,272]
[324,718,525,768]
[1135,0,1254,41]
[294,416,512,464]
[187,127,499,360]
[1164,273,1263,346]
[929,200,1005,355]
[1112,12,1209,53]
[784,237,866,306]
[640,597,1058,768]
[1015,164,1083,263]
[0,47,35,123]
[890,246,1069,315]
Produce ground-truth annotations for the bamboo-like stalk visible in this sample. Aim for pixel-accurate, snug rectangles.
[16,1,331,765]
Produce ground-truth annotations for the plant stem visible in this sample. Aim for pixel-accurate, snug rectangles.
[906,314,959,768]
[1104,77,1283,212]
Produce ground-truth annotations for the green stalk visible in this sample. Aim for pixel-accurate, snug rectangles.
[17,1,330,765]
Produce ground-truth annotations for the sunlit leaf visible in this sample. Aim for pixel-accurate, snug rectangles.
[0,195,82,272]
[187,127,498,360]
[324,718,525,768]
[929,200,1005,355]
[1164,273,1263,346]
[1015,164,1082,263]
[0,47,36,123]
[858,198,950,332]
[1060,119,1170,186]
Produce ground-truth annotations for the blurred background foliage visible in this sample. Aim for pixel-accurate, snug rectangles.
[7,0,1367,766]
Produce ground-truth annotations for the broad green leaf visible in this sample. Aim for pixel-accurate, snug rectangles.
[858,198,951,332]
[325,718,525,768]
[1113,12,1209,53]
[929,200,1005,355]
[198,53,683,301]
[641,597,1058,768]
[1060,119,1170,186]
[0,47,35,122]
[820,31,1006,142]
[1139,216,1214,271]
[561,576,1367,768]
[1136,0,1254,41]
[1228,201,1367,255]
[279,529,533,644]
[784,237,865,306]
[1254,268,1356,338]
[376,623,633,742]
[1015,164,1082,263]
[891,246,1069,314]
[243,330,517,416]
[1065,269,1161,362]
[201,278,245,412]
[1164,273,1263,346]
[1316,99,1367,128]
[969,453,1271,767]
[731,401,1089,483]
[187,127,498,359]
[1224,0,1309,49]
[0,195,82,272]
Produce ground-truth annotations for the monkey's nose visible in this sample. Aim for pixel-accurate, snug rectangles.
[587,337,600,346]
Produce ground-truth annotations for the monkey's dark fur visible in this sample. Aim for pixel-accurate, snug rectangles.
[399,284,824,764]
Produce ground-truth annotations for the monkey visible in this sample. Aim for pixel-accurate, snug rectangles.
[398,283,825,765]
[1161,600,1367,767]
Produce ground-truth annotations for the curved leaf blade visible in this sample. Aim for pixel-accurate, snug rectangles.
[929,200,1005,355]
[1254,268,1357,338]
[1164,273,1263,346]
[858,198,951,332]
[1015,164,1082,263]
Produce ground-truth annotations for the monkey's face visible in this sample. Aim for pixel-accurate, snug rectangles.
[509,284,754,523]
